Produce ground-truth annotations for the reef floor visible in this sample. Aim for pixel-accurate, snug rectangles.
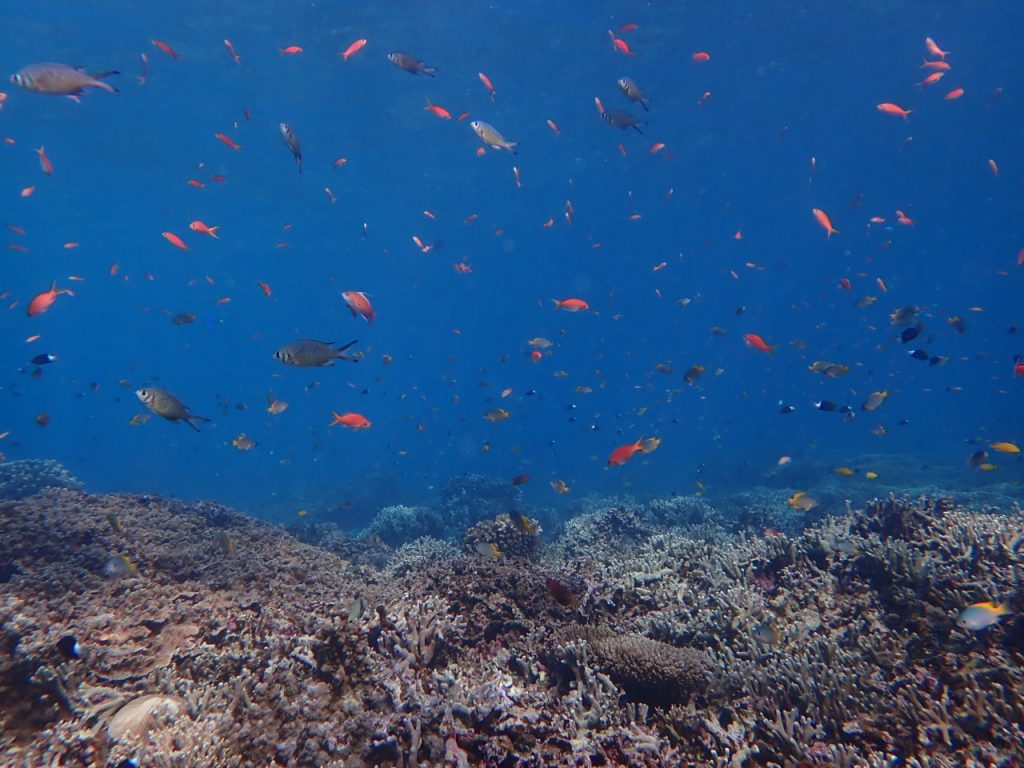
[1,487,1022,766]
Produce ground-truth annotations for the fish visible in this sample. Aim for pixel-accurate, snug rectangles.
[329,412,371,429]
[11,62,118,95]
[387,52,436,76]
[341,39,367,62]
[162,232,189,251]
[834,466,855,477]
[617,77,649,110]
[945,87,964,101]
[788,492,819,511]
[511,512,539,534]
[274,339,359,367]
[213,132,241,150]
[213,530,236,555]
[854,296,878,308]
[639,437,662,454]
[188,221,219,238]
[128,414,150,427]
[279,123,302,173]
[35,146,53,175]
[56,634,81,659]
[152,39,180,59]
[861,390,889,412]
[224,39,241,64]
[811,208,838,239]
[957,602,1009,631]
[470,120,518,153]
[752,621,779,645]
[36,412,50,427]
[424,99,451,119]
[608,438,645,466]
[474,542,502,558]
[483,408,510,422]
[232,434,256,452]
[511,474,530,486]
[908,349,929,361]
[684,365,705,384]
[601,109,644,132]
[692,51,711,62]
[27,282,73,317]
[528,338,553,349]
[550,479,570,494]
[900,323,923,344]
[30,353,57,365]
[743,333,775,354]
[865,471,879,479]
[103,554,137,579]
[948,315,967,335]
[341,291,375,323]
[266,393,288,415]
[279,45,303,55]
[135,387,210,431]
[552,298,589,312]
[890,306,920,326]
[990,442,1021,454]
[877,103,911,120]
[925,37,950,60]
[171,312,196,325]
[478,71,497,100]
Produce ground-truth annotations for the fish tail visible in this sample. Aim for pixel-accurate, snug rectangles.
[186,415,211,431]
[508,141,519,155]
[209,226,220,239]
[423,66,437,77]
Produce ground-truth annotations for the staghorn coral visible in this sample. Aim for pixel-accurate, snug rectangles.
[0,458,83,500]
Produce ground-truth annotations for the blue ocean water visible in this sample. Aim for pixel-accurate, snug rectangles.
[2,2,1021,523]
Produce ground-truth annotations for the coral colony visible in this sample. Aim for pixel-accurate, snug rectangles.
[1,471,1022,765]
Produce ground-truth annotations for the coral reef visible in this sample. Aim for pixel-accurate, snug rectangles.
[0,458,83,500]
[2,488,1022,766]
[463,513,542,560]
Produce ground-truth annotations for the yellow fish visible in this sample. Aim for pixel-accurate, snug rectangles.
[990,441,1020,454]
[834,466,855,477]
[639,437,662,453]
[788,492,819,510]
[232,434,257,451]
[474,541,503,558]
[865,471,879,479]
[957,601,1009,631]
[483,408,510,422]
[978,463,998,471]
[550,479,570,494]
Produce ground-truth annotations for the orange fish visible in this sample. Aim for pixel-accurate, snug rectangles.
[925,37,950,60]
[649,142,666,154]
[162,232,189,251]
[478,72,497,100]
[546,118,560,135]
[20,186,35,197]
[341,38,367,61]
[920,59,951,71]
[452,262,472,273]
[530,349,542,363]
[27,281,73,317]
[608,438,645,466]
[552,298,589,312]
[692,51,711,62]
[214,132,241,150]
[945,87,964,100]
[876,103,911,120]
[341,290,374,323]
[988,159,999,176]
[424,99,451,119]
[812,208,838,239]
[608,31,633,55]
[187,178,205,188]
[258,281,272,297]
[743,333,775,354]
[35,146,53,175]
[329,411,371,429]
[152,39,180,60]
[224,39,241,64]
[917,71,944,87]
[189,220,219,238]
[280,46,303,55]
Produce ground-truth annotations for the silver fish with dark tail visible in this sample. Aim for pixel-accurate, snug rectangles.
[616,77,649,111]
[387,52,436,77]
[11,62,119,95]
[601,109,644,133]
[135,387,210,431]
[274,339,359,367]
[279,122,302,173]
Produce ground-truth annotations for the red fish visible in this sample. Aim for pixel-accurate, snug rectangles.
[27,281,73,317]
[945,87,964,100]
[925,37,950,60]
[608,438,645,466]
[812,208,838,239]
[478,72,497,100]
[552,298,589,312]
[152,39,180,60]
[877,103,911,120]
[743,333,775,354]
[214,132,241,150]
[280,46,303,55]
[342,290,374,323]
[329,412,371,429]
[35,146,53,175]
[424,99,451,119]
[224,39,241,64]
[162,232,189,251]
[608,31,632,55]
[511,474,530,486]
[189,220,219,238]
[257,281,271,297]
[692,51,711,62]
[341,39,367,61]
[546,118,560,135]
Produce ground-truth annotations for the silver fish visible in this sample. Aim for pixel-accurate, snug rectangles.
[11,62,118,95]
[470,120,518,154]
[279,122,302,174]
[601,109,644,133]
[135,387,210,431]
[387,52,436,77]
[274,339,359,367]
[617,77,649,111]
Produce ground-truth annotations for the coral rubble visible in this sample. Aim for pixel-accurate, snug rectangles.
[1,488,1022,766]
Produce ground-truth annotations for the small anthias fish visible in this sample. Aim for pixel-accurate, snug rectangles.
[861,390,889,412]
[103,554,137,579]
[483,408,510,422]
[274,339,359,367]
[279,122,302,173]
[329,412,371,429]
[387,52,436,77]
[11,62,118,95]
[470,120,518,153]
[136,387,211,431]
[341,291,375,323]
[957,602,1009,631]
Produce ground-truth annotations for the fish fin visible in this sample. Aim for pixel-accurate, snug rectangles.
[423,66,437,77]
[631,123,644,134]
[91,69,120,80]
[640,100,649,111]
[209,226,219,239]
[186,415,212,432]
[508,142,519,155]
